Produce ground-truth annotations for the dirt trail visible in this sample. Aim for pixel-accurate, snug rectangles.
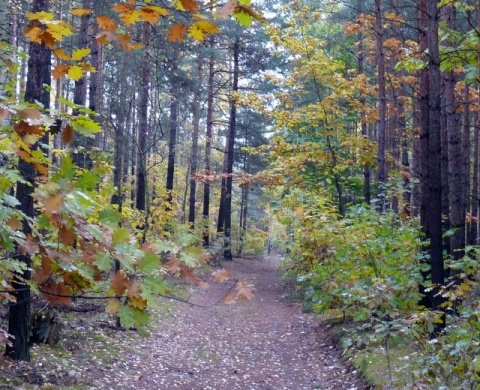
[85,257,368,389]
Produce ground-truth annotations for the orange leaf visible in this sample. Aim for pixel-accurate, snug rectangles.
[181,267,209,289]
[53,48,71,60]
[70,8,92,16]
[180,0,199,12]
[34,163,49,175]
[61,124,74,144]
[112,3,134,13]
[212,269,233,283]
[167,24,186,42]
[41,30,56,49]
[52,64,70,79]
[96,15,118,32]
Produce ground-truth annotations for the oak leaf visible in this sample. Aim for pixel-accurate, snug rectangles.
[111,271,132,295]
[59,224,76,246]
[168,24,187,42]
[61,124,74,144]
[212,269,233,282]
[180,0,199,12]
[218,0,236,18]
[52,64,71,79]
[70,8,92,16]
[97,16,118,32]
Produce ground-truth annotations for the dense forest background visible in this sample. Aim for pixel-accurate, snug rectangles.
[1,0,480,387]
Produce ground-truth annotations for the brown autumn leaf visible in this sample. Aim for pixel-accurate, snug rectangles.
[61,124,74,144]
[59,224,76,246]
[165,255,183,274]
[180,0,199,12]
[167,24,187,42]
[14,121,42,138]
[0,108,10,121]
[111,271,132,295]
[235,280,256,301]
[181,267,209,289]
[52,64,71,79]
[218,0,236,18]
[6,216,21,230]
[212,269,233,283]
[20,235,39,255]
[44,193,65,219]
[222,291,237,304]
[42,280,72,306]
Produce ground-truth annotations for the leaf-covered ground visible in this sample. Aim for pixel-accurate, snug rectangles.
[0,257,369,389]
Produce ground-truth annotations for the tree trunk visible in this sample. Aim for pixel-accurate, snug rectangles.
[357,13,371,205]
[223,37,240,261]
[188,54,203,228]
[427,0,445,325]
[135,23,151,212]
[375,0,387,206]
[166,50,178,210]
[203,37,215,246]
[6,0,51,361]
[71,0,92,169]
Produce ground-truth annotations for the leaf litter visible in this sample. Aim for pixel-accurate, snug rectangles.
[0,257,369,389]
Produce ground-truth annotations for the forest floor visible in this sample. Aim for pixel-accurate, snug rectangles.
[0,257,370,389]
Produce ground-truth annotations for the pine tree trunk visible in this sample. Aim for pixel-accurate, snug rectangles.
[223,38,240,261]
[375,0,387,206]
[166,48,179,211]
[203,37,215,246]
[71,0,92,169]
[427,0,445,325]
[135,23,151,211]
[6,0,51,361]
[188,54,203,227]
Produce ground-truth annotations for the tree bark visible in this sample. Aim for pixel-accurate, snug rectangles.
[203,37,215,246]
[6,0,51,361]
[135,23,151,211]
[427,0,445,324]
[166,49,179,209]
[223,37,240,261]
[375,0,387,206]
[188,53,203,227]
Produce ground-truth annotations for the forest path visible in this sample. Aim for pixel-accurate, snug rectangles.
[87,257,368,389]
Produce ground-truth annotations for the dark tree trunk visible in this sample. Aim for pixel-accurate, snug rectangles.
[166,50,178,209]
[427,0,445,325]
[6,0,51,361]
[135,23,151,212]
[375,0,387,206]
[188,54,203,227]
[203,37,215,246]
[223,38,240,261]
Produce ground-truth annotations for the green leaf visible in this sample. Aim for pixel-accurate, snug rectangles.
[99,209,122,228]
[118,305,135,329]
[139,253,160,273]
[94,252,114,272]
[76,170,100,191]
[233,9,253,27]
[112,227,131,245]
[71,115,101,137]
